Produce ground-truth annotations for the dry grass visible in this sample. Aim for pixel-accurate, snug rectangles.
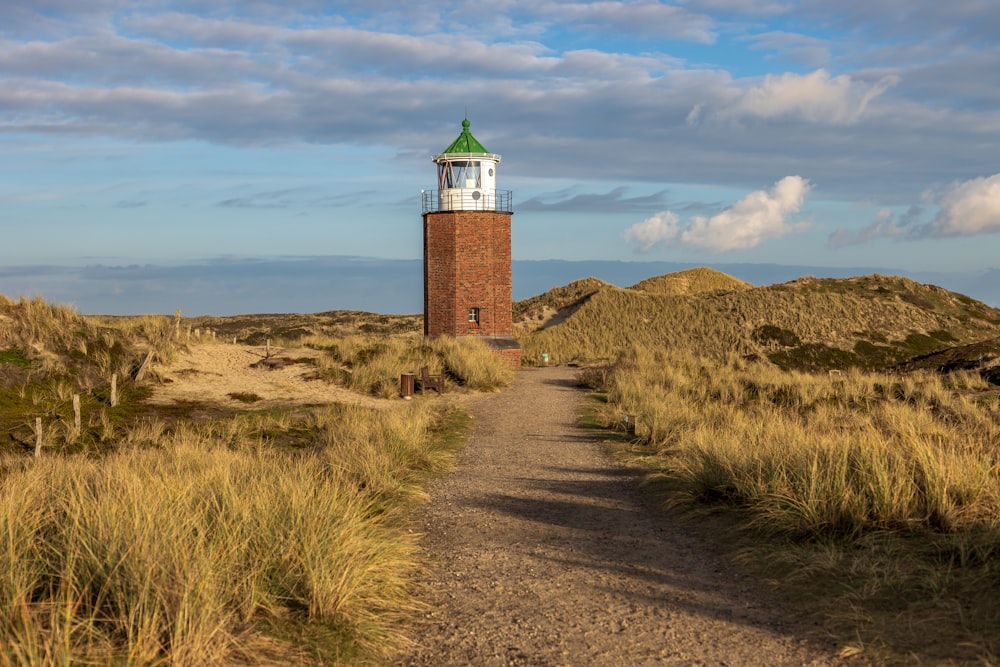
[304,333,513,396]
[0,294,486,664]
[0,401,463,665]
[516,270,1000,370]
[628,267,752,295]
[585,347,1000,662]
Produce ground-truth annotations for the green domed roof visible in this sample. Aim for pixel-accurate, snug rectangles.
[440,118,490,155]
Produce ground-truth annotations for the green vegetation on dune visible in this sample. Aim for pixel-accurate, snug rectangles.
[516,268,1000,374]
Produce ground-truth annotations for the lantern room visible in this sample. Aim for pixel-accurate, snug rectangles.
[422,119,512,214]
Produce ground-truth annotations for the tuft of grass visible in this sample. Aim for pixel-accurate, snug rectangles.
[0,401,466,664]
[0,348,31,369]
[303,333,513,396]
[228,391,263,403]
[586,346,1000,662]
[430,336,515,391]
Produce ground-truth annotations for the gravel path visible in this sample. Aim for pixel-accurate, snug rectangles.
[396,367,855,666]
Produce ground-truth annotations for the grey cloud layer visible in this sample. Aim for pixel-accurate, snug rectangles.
[2,1,999,205]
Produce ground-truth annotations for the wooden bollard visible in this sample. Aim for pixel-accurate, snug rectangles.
[110,374,118,407]
[34,418,42,457]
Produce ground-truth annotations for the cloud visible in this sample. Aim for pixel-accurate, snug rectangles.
[519,187,670,214]
[0,2,998,207]
[828,173,1000,245]
[623,211,681,252]
[746,30,830,66]
[926,173,1000,237]
[625,176,811,253]
[725,69,899,124]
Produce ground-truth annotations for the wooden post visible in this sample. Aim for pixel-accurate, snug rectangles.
[174,309,182,340]
[110,373,118,407]
[134,350,155,383]
[266,339,271,358]
[34,418,42,457]
[73,394,81,435]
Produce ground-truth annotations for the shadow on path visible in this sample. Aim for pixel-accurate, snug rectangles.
[396,366,852,666]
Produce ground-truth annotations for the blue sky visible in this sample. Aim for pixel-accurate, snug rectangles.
[2,1,999,314]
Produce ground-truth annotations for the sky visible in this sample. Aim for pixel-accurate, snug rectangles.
[1,1,999,315]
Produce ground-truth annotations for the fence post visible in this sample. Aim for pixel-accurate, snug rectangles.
[134,350,155,383]
[111,373,118,407]
[34,418,42,457]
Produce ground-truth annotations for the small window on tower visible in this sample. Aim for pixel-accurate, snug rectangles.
[468,308,480,325]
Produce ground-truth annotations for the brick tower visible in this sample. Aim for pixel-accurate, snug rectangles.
[422,119,521,367]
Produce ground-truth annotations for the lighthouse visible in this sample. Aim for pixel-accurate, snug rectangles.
[422,119,521,367]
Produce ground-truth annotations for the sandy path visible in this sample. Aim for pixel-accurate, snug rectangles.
[397,366,855,666]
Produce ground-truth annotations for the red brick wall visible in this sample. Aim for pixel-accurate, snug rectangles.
[424,210,514,338]
[495,347,522,369]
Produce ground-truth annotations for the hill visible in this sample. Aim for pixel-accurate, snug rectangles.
[514,269,1000,378]
[629,267,752,295]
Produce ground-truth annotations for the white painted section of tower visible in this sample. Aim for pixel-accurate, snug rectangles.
[434,152,500,212]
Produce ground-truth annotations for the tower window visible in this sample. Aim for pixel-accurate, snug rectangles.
[468,307,480,324]
[439,161,482,189]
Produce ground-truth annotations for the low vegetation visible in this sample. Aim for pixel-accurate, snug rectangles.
[5,264,1000,663]
[304,333,513,398]
[0,403,464,665]
[0,295,503,664]
[515,270,1000,375]
[512,268,1000,661]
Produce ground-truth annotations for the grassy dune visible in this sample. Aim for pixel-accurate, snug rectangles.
[516,270,1000,370]
[0,403,460,665]
[5,266,1000,663]
[0,295,512,664]
[547,270,1000,662]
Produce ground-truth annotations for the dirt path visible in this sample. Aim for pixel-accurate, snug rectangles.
[396,366,855,666]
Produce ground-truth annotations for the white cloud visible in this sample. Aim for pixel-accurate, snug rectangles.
[624,211,680,252]
[827,174,1000,246]
[727,69,899,124]
[625,176,811,253]
[927,173,1000,236]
